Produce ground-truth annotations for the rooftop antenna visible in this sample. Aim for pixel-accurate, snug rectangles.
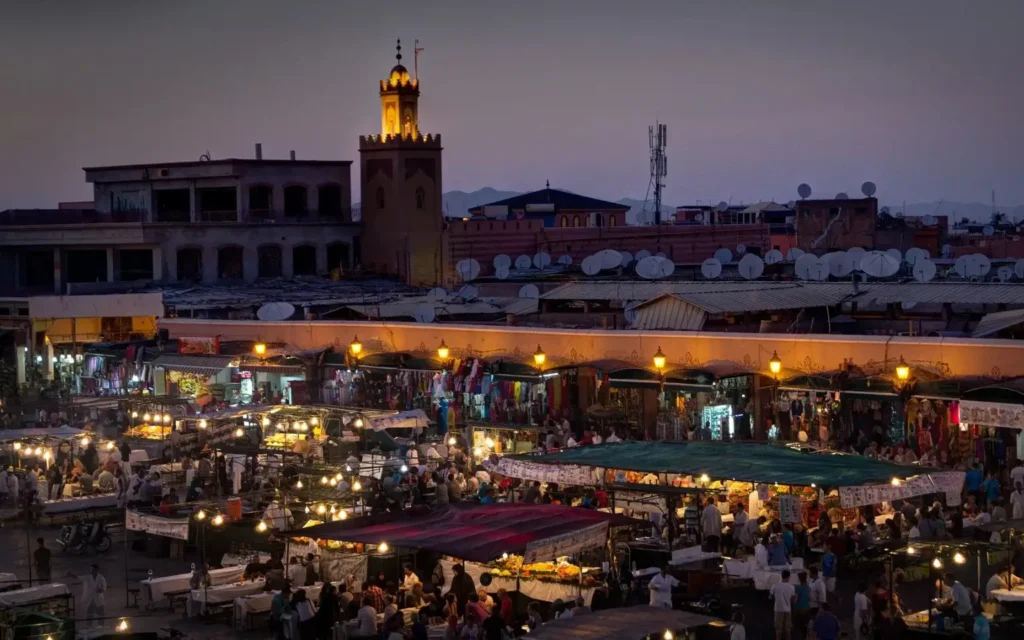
[414,39,424,81]
[648,121,667,225]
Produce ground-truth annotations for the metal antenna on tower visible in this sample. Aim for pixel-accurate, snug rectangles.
[414,40,424,81]
[648,122,667,225]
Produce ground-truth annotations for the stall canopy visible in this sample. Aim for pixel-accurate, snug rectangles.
[0,427,87,442]
[506,441,926,487]
[291,503,639,564]
[524,607,714,640]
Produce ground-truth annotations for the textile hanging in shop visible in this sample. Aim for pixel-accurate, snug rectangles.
[490,457,598,486]
[960,400,1024,430]
[838,471,965,508]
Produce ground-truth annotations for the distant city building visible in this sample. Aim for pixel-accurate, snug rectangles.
[467,184,629,228]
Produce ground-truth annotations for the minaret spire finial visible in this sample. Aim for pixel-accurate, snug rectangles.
[396,39,402,63]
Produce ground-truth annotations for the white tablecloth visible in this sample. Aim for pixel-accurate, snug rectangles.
[0,583,70,607]
[42,493,118,514]
[188,579,266,617]
[992,588,1024,602]
[141,565,245,605]
[723,557,804,590]
[670,546,722,565]
[233,583,324,629]
[221,553,271,568]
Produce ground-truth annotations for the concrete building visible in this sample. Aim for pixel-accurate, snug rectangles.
[467,184,630,229]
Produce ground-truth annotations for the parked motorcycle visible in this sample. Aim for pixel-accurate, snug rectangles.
[57,520,111,555]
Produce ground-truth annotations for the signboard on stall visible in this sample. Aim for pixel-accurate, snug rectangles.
[125,510,190,541]
[523,522,608,564]
[368,409,429,432]
[959,400,1024,430]
[838,471,965,508]
[779,495,802,524]
[493,457,597,487]
[178,336,220,355]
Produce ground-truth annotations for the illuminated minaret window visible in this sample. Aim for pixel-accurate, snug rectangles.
[380,39,419,138]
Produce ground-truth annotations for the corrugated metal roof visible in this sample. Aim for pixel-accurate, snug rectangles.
[345,297,537,320]
[853,283,1024,306]
[631,295,707,330]
[972,308,1024,338]
[151,354,234,373]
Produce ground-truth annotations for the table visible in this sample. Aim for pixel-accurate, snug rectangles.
[42,493,118,515]
[438,559,595,605]
[188,579,267,617]
[141,565,246,606]
[221,553,271,568]
[0,583,70,607]
[723,557,805,590]
[233,583,324,630]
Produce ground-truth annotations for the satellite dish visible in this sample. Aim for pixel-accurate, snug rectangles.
[456,285,478,299]
[786,200,796,209]
[738,254,765,279]
[257,302,296,321]
[557,254,573,266]
[786,247,806,262]
[514,255,532,270]
[635,249,652,261]
[967,254,991,277]
[983,226,995,237]
[413,303,436,323]
[861,251,900,278]
[807,258,830,281]
[456,259,481,281]
[885,248,903,263]
[655,252,667,259]
[998,266,1013,282]
[922,215,937,227]
[532,252,552,269]
[636,256,674,280]
[828,252,854,278]
[619,251,634,266]
[953,255,970,278]
[1015,259,1024,279]
[493,254,512,270]
[861,181,877,197]
[495,266,509,280]
[941,244,953,258]
[764,249,784,265]
[847,246,866,261]
[700,258,722,279]
[695,212,705,223]
[518,284,540,299]
[835,192,849,200]
[912,258,937,282]
[736,244,747,255]
[905,248,929,266]
[717,201,729,212]
[598,249,623,269]
[655,256,675,278]
[794,254,816,280]
[623,302,640,324]
[581,256,601,276]
[426,287,447,300]
[713,248,733,263]
[797,183,812,199]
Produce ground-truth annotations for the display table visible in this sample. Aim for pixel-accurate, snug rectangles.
[0,583,70,607]
[188,579,266,617]
[438,559,595,606]
[723,557,805,590]
[233,583,324,630]
[991,587,1024,602]
[42,493,118,515]
[141,565,245,606]
[221,553,271,568]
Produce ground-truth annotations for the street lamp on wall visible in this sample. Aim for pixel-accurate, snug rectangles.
[653,347,667,373]
[769,351,782,376]
[533,345,546,369]
[895,357,910,382]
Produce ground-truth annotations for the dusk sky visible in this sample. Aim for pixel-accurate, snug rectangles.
[2,0,1022,210]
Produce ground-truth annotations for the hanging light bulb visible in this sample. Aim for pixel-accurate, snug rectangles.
[117,619,129,632]
[891,478,901,487]
[262,417,271,427]
[131,411,138,418]
[339,510,348,520]
[335,472,343,481]
[353,480,362,492]
[254,343,267,356]
[906,546,916,555]
[316,504,327,515]
[256,520,268,533]
[932,558,943,569]
[278,422,286,430]
[378,542,389,553]
[437,340,450,360]
[699,473,710,484]
[320,476,329,485]
[400,465,409,473]
[212,514,224,526]
[329,505,336,514]
[43,450,51,461]
[12,442,20,451]
[896,357,910,381]
[34,447,43,456]
[296,480,303,489]
[953,552,966,565]
[199,419,208,429]
[143,413,151,422]
[663,631,674,640]
[485,437,495,449]
[195,510,206,521]
[354,417,364,428]
[162,414,172,424]
[80,437,90,447]
[473,447,483,457]
[310,416,319,426]
[234,428,244,438]
[448,436,457,446]
[107,441,116,450]
[329,477,338,487]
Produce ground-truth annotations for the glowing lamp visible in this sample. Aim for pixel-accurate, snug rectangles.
[234,428,244,438]
[378,542,389,553]
[254,342,267,356]
[309,416,319,426]
[953,552,966,565]
[80,437,90,447]
[295,480,303,489]
[353,480,362,492]
[896,357,910,381]
[473,447,483,457]
[437,340,450,360]
[533,345,546,367]
[448,437,457,446]
[162,414,172,424]
[932,558,942,569]
[131,411,138,418]
[400,465,409,473]
[769,351,782,375]
[212,514,224,526]
[320,476,329,485]
[354,417,364,429]
[349,336,362,356]
[43,450,51,461]
[907,546,916,555]
[199,419,208,429]
[339,510,348,520]
[143,413,151,422]
[699,473,710,484]
[329,477,338,487]
[317,504,327,515]
[262,417,271,427]
[256,520,268,533]
[653,347,667,372]
[34,447,42,456]
[891,478,901,487]
[485,437,495,449]
[195,510,206,521]
[664,632,674,640]
[107,441,115,450]
[12,442,20,451]
[335,472,343,481]
[117,619,129,632]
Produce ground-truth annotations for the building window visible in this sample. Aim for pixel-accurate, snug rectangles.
[257,245,283,278]
[177,248,202,282]
[593,213,603,227]
[293,245,317,276]
[284,185,308,217]
[609,215,617,227]
[415,187,425,210]
[217,246,244,280]
[560,217,568,228]
[376,187,386,209]
[327,242,350,272]
[572,215,581,227]
[249,185,272,218]
[317,184,343,217]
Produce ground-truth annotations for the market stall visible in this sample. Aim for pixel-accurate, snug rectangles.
[525,607,714,640]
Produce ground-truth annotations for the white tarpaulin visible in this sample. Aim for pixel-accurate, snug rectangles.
[960,400,1024,430]
[838,471,965,508]
[523,521,608,564]
[368,409,430,432]
[126,510,190,540]
[490,457,599,486]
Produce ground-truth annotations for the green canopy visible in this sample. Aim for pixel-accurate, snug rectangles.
[506,441,925,487]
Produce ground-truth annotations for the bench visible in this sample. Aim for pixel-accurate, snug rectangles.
[126,587,140,608]
[166,589,190,613]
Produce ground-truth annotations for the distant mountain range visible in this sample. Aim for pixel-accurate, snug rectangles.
[357,188,1023,225]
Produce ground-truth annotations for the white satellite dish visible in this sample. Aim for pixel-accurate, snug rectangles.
[835,192,849,200]
[598,249,623,269]
[967,254,991,277]
[786,200,796,209]
[581,256,601,276]
[413,303,436,323]
[905,247,929,266]
[713,248,733,263]
[619,251,634,266]
[717,201,729,212]
[786,247,805,262]
[861,251,900,278]
[456,285,478,299]
[518,284,540,299]
[257,302,295,321]
[808,258,830,281]
[514,255,532,270]
[1015,259,1024,279]
[636,256,674,280]
[655,252,667,259]
[655,256,675,278]
[426,287,447,300]
[861,181,877,197]
[493,254,512,270]
[700,258,722,279]
[794,254,816,280]
[623,302,640,324]
[736,244,747,255]
[828,252,854,278]
[885,248,903,263]
[635,249,652,261]
[922,215,937,227]
[764,249,784,265]
[532,252,552,269]
[495,266,509,280]
[456,259,481,281]
[912,258,937,282]
[557,254,573,266]
[941,244,953,258]
[983,225,995,237]
[998,266,1013,282]
[695,212,705,223]
[738,254,765,279]
[953,255,970,278]
[847,247,866,270]
[797,183,812,199]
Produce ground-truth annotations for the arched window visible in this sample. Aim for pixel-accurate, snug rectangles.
[376,187,386,209]
[327,242,350,271]
[293,245,317,276]
[609,215,617,227]
[572,215,581,227]
[217,246,244,280]
[177,248,202,282]
[283,185,307,217]
[415,187,425,209]
[593,213,603,227]
[257,245,283,279]
[317,184,343,217]
[560,216,568,228]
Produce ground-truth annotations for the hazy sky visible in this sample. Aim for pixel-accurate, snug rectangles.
[2,0,1022,209]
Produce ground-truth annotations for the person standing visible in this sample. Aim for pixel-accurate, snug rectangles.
[812,602,840,640]
[730,612,746,640]
[853,582,871,640]
[769,570,796,640]
[793,571,811,638]
[648,566,679,609]
[81,564,107,628]
[702,497,723,552]
[34,538,51,583]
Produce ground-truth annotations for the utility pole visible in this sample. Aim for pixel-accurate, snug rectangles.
[649,122,667,225]
[414,40,424,82]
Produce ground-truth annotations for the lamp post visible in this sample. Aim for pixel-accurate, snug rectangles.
[533,345,546,370]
